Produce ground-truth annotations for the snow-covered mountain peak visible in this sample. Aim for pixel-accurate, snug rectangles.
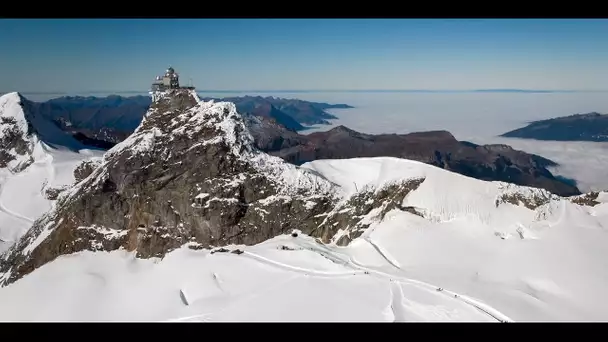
[0,92,89,173]
[110,89,256,161]
[0,92,36,172]
[0,92,27,122]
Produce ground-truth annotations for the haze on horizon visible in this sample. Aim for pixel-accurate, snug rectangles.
[2,19,608,93]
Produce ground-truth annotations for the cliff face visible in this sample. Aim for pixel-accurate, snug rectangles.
[0,89,404,286]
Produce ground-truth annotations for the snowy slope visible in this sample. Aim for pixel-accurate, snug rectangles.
[0,235,502,322]
[0,144,104,253]
[1,155,606,321]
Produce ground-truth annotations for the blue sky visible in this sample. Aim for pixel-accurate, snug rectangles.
[2,19,608,93]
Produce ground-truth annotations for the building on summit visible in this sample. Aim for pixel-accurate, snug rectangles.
[151,66,195,92]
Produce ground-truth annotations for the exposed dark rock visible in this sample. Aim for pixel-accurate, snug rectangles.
[319,178,425,246]
[70,132,119,150]
[211,248,230,254]
[569,192,601,207]
[402,206,424,217]
[188,243,204,251]
[73,159,102,183]
[44,186,69,200]
[495,192,552,210]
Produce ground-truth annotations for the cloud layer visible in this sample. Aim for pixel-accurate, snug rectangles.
[469,137,608,193]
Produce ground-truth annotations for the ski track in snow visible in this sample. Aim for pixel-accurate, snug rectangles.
[0,147,56,241]
[363,237,402,270]
[299,238,513,322]
[389,281,408,322]
[0,180,35,225]
[40,150,56,196]
[240,250,366,277]
[179,238,514,323]
[167,274,301,322]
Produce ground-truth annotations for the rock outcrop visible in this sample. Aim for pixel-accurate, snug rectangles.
[73,158,102,183]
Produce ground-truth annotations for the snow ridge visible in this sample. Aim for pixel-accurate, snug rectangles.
[302,157,576,232]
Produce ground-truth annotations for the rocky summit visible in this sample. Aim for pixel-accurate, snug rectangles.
[0,89,421,285]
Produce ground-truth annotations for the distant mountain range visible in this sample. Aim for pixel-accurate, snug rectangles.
[31,95,351,147]
[199,95,349,128]
[501,112,608,142]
